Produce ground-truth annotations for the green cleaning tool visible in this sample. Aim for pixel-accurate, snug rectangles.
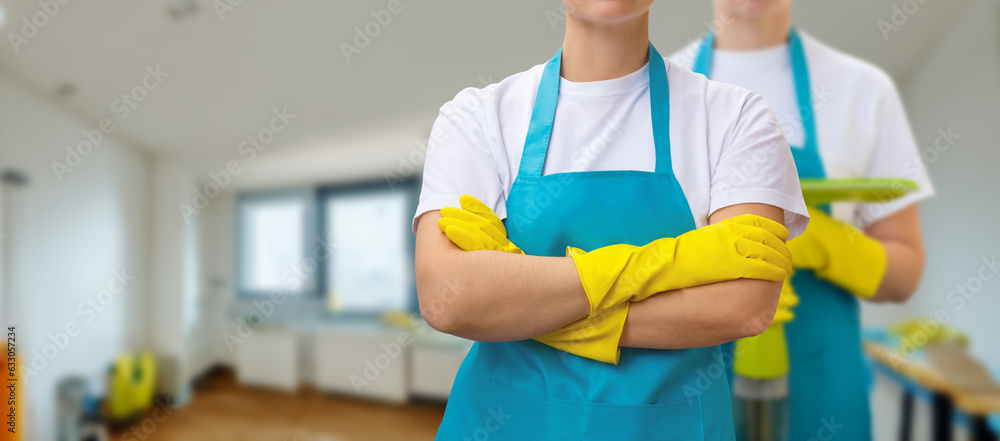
[799,178,918,206]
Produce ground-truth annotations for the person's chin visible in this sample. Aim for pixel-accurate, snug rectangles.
[724,0,789,20]
[565,0,652,23]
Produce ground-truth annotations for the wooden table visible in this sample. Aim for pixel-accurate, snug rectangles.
[864,341,1000,441]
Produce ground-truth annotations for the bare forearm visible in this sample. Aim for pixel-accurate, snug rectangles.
[866,206,926,303]
[619,279,781,349]
[415,211,589,341]
[869,239,925,302]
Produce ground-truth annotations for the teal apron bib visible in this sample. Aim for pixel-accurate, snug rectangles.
[434,45,735,441]
[693,29,872,441]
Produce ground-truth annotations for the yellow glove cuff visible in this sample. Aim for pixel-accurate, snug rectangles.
[790,207,888,299]
[818,227,887,299]
[567,245,638,317]
[533,302,630,365]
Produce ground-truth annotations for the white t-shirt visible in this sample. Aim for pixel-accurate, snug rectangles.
[413,57,810,239]
[670,31,934,227]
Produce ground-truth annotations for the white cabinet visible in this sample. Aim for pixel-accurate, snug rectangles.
[236,327,299,392]
[233,321,472,402]
[313,324,410,403]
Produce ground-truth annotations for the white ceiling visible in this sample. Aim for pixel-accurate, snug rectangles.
[0,0,976,168]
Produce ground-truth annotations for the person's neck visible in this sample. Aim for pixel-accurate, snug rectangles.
[714,7,792,51]
[561,12,650,82]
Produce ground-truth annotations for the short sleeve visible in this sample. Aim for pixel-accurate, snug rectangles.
[413,92,506,233]
[855,80,935,228]
[709,93,810,238]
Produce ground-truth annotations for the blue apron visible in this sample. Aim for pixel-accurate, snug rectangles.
[693,29,872,441]
[434,45,735,441]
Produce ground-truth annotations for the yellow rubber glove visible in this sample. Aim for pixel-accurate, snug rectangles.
[773,277,798,325]
[533,302,631,364]
[438,195,524,254]
[788,206,887,299]
[570,214,793,318]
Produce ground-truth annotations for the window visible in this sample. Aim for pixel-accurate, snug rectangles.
[320,184,415,314]
[237,191,316,297]
[236,181,416,315]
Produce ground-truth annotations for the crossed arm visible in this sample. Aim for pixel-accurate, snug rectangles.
[414,202,784,349]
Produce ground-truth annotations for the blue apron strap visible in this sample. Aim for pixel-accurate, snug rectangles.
[648,44,673,175]
[788,28,823,177]
[520,46,674,177]
[691,32,715,77]
[788,29,831,213]
[519,50,563,178]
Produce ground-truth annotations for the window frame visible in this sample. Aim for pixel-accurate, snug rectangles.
[316,178,420,316]
[235,188,320,299]
[233,179,420,317]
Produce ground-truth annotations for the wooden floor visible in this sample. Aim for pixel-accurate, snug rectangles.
[110,370,446,441]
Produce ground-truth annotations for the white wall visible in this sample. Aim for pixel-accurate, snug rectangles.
[197,189,238,368]
[148,158,201,395]
[0,72,149,441]
[864,1,1000,439]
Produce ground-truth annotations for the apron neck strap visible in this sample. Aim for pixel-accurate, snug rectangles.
[787,29,820,154]
[648,44,674,175]
[691,28,820,157]
[691,33,715,78]
[519,44,674,177]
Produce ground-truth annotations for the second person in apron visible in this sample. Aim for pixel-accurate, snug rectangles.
[669,1,935,440]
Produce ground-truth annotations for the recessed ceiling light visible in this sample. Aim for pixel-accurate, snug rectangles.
[54,82,76,99]
[168,0,198,21]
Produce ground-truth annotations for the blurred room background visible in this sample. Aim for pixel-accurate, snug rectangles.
[0,0,998,440]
